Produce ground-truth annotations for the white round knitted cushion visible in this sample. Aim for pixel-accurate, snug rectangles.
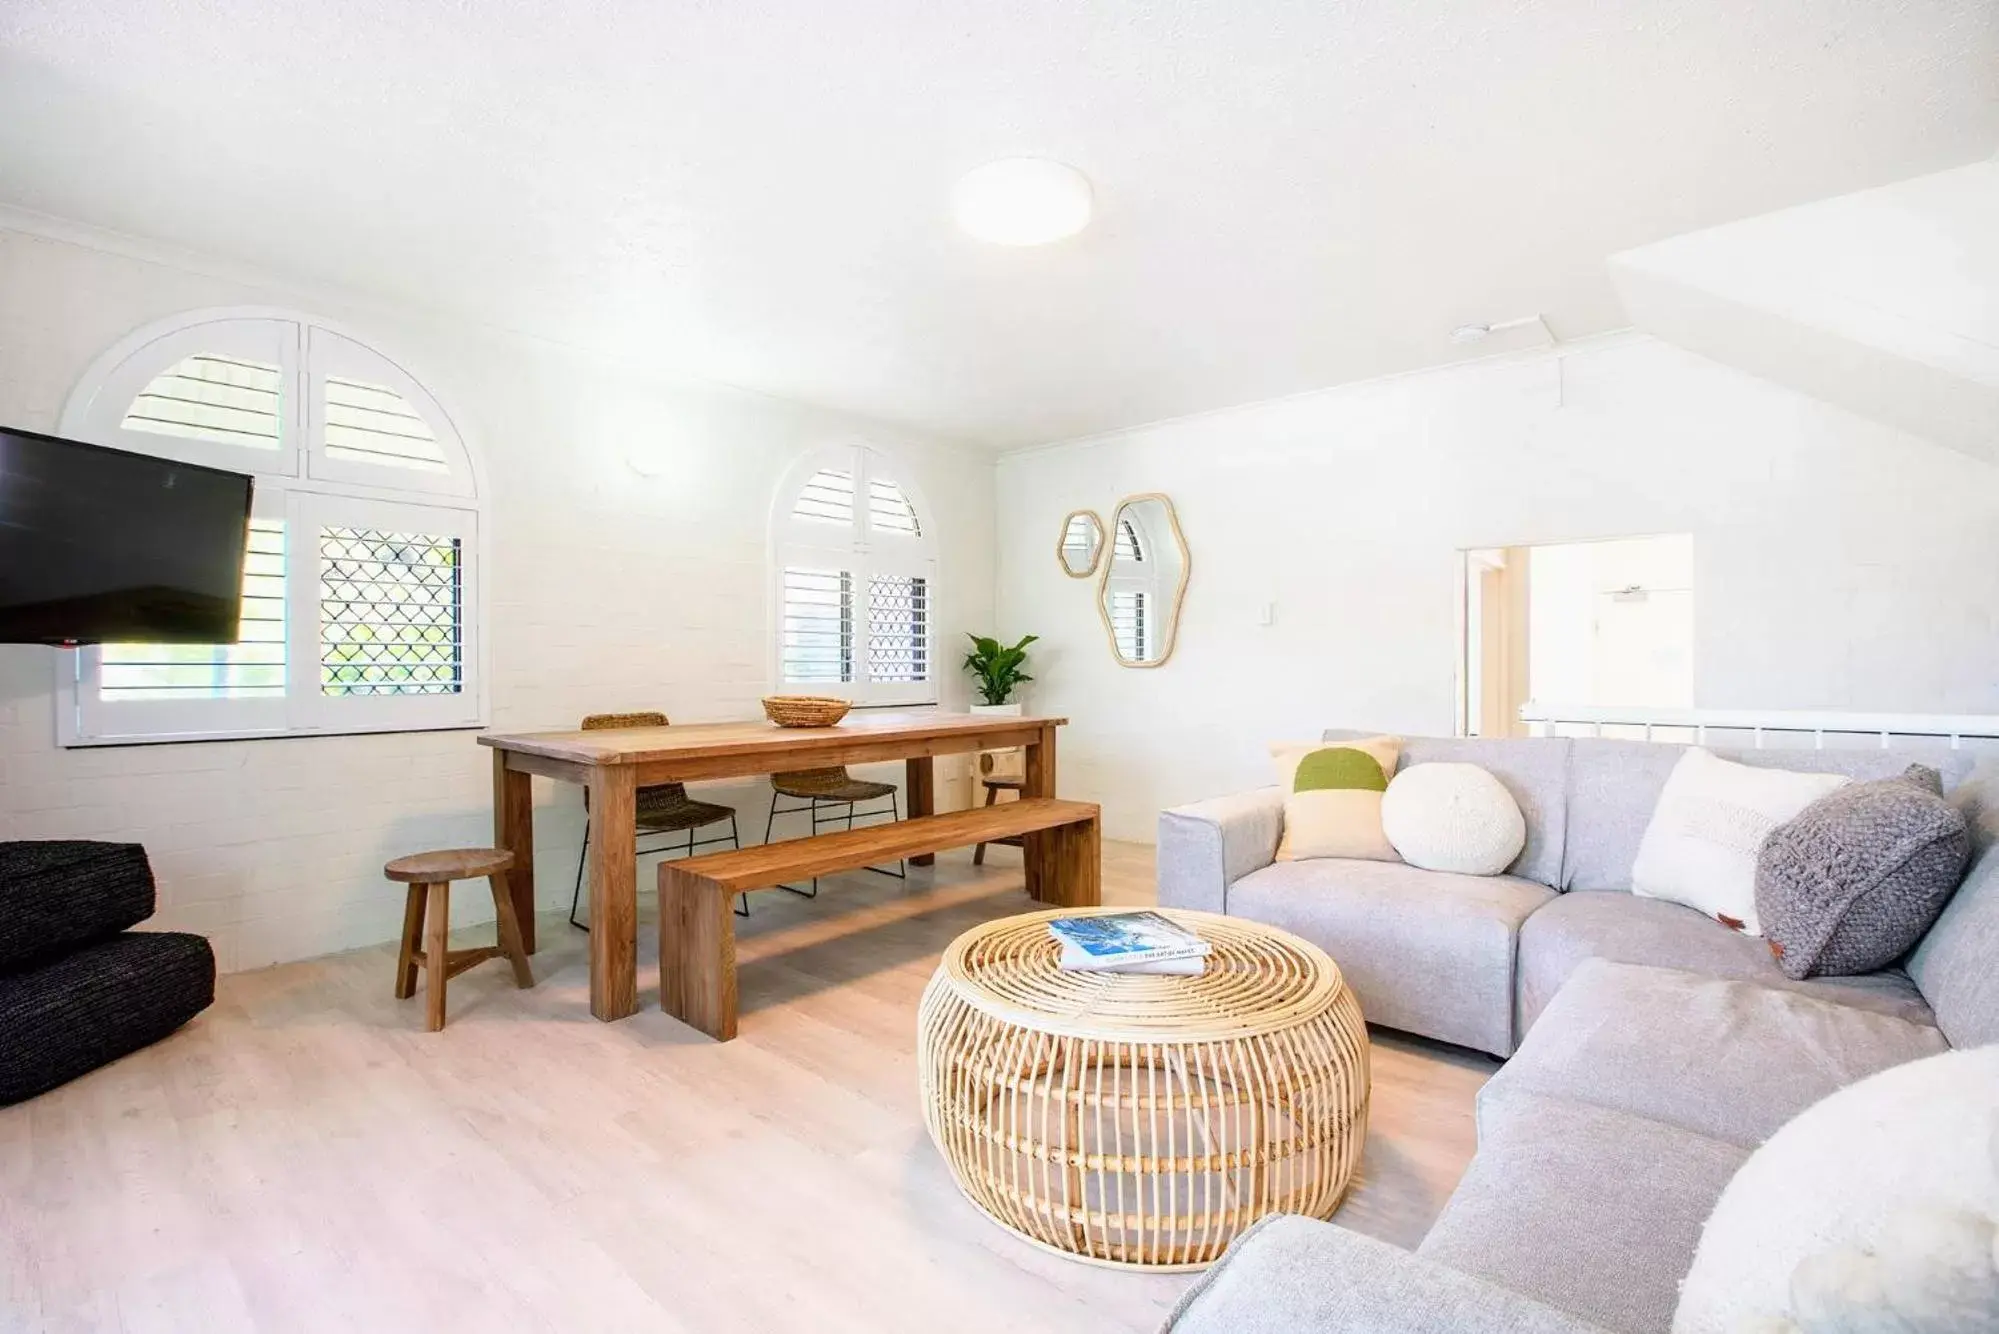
[1378,762,1524,876]
[1673,1046,1999,1334]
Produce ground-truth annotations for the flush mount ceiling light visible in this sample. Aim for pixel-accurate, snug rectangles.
[953,158,1093,246]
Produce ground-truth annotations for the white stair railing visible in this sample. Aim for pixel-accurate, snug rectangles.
[1517,704,1999,751]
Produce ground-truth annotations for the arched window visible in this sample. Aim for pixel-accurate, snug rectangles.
[56,310,483,745]
[772,445,937,707]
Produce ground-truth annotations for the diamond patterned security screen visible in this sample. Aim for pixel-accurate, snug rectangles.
[319,527,463,696]
[867,573,928,683]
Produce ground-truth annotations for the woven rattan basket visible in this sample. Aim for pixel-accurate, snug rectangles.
[761,695,853,728]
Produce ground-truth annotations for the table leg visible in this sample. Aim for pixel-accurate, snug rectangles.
[906,756,936,867]
[492,750,537,954]
[1022,725,1058,902]
[587,766,638,1021]
[659,866,738,1040]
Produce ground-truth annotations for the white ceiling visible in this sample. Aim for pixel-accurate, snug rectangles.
[2,1,1994,450]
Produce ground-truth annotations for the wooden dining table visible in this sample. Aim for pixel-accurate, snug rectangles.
[479,711,1068,1021]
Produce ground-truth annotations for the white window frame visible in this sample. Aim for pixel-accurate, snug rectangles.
[55,307,488,746]
[770,444,939,708]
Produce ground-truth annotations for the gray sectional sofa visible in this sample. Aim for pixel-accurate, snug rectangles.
[1157,732,1999,1334]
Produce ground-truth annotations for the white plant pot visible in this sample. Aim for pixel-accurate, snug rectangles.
[969,702,1024,717]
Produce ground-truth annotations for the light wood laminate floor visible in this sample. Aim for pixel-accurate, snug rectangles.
[1,841,1496,1334]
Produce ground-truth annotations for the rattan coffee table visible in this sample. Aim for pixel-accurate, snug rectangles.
[917,907,1369,1270]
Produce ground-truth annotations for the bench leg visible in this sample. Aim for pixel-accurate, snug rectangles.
[973,781,999,866]
[660,866,738,1041]
[1039,817,1101,908]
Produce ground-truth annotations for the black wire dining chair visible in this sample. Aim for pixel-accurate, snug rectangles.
[570,711,746,929]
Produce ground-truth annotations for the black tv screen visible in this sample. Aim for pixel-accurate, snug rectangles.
[0,426,254,645]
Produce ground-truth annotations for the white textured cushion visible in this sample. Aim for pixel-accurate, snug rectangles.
[1380,763,1525,876]
[1673,1046,1999,1334]
[1631,748,1849,935]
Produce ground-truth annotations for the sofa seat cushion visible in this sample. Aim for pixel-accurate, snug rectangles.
[1228,858,1555,1056]
[1418,1090,1749,1334]
[1482,960,1947,1149]
[1514,890,1936,1037]
[1166,1214,1613,1334]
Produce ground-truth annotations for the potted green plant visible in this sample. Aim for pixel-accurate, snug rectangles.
[963,633,1037,715]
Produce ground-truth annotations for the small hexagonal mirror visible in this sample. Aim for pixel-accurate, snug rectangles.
[1057,509,1105,578]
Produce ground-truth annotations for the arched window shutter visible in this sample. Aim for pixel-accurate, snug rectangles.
[81,317,302,477]
[774,446,937,707]
[57,309,484,746]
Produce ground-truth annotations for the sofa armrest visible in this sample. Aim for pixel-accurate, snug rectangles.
[1156,787,1284,915]
[1163,1215,1613,1334]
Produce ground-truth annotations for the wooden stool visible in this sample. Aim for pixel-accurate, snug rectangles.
[386,848,533,1031]
[973,776,1026,866]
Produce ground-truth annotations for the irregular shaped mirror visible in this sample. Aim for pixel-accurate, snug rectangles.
[1057,509,1104,578]
[1097,494,1188,668]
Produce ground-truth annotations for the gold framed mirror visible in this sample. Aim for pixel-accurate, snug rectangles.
[1057,509,1105,578]
[1096,493,1189,668]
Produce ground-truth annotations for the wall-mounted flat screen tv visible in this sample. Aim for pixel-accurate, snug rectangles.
[0,426,254,645]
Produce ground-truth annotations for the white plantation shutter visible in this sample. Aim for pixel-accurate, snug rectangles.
[774,446,937,706]
[120,355,283,451]
[780,566,854,684]
[793,469,856,525]
[98,519,288,701]
[60,309,484,745]
[322,376,449,472]
[1061,513,1097,568]
[1109,590,1147,661]
[867,477,922,537]
[1115,517,1144,561]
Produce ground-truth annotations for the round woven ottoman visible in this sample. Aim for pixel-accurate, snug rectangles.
[917,907,1369,1270]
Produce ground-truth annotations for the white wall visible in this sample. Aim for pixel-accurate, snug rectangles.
[1611,159,1999,465]
[0,223,996,972]
[996,333,1999,840]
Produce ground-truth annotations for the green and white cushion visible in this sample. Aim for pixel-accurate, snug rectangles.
[1272,735,1402,862]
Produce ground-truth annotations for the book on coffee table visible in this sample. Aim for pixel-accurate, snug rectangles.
[1048,911,1211,974]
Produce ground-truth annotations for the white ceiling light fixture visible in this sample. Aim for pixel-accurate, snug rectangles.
[953,158,1094,246]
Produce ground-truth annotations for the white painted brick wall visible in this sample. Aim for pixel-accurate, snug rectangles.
[0,227,995,972]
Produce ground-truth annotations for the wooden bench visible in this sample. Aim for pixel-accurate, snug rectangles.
[659,797,1102,1040]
